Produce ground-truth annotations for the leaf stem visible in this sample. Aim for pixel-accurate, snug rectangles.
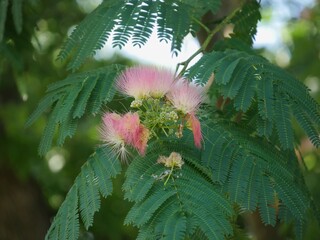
[164,165,174,186]
[177,2,245,77]
[192,17,210,33]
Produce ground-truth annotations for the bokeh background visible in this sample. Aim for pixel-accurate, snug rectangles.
[0,0,319,239]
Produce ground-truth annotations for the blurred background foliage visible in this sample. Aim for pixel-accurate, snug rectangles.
[0,0,319,239]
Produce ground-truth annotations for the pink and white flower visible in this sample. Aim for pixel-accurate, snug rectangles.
[166,79,204,114]
[100,112,150,160]
[132,125,150,156]
[100,113,128,159]
[116,66,175,99]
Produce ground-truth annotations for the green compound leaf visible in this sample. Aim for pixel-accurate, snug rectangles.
[58,0,222,70]
[45,147,122,240]
[26,64,124,156]
[202,120,312,232]
[124,140,234,240]
[186,49,320,149]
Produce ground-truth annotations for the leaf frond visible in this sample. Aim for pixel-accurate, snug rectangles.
[201,120,312,232]
[45,147,122,239]
[27,64,124,155]
[229,0,261,45]
[186,49,320,149]
[58,0,222,70]
[124,140,234,240]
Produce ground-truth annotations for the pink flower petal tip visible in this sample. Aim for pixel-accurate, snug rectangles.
[187,114,202,149]
[101,112,150,160]
[116,66,175,99]
[167,79,204,114]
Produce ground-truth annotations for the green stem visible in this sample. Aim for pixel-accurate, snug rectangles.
[177,2,245,77]
[171,176,185,211]
[164,165,174,186]
[151,129,159,139]
[161,127,169,137]
[192,16,210,33]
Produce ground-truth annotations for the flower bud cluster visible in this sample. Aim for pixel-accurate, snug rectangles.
[130,99,143,108]
[159,111,178,122]
[100,66,211,161]
[157,152,184,169]
[157,152,184,185]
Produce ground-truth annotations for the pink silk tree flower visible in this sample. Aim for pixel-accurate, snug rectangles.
[186,113,202,148]
[120,112,150,155]
[100,112,150,160]
[132,125,150,156]
[166,79,204,114]
[119,112,141,144]
[101,113,128,159]
[116,66,175,99]
[147,68,176,98]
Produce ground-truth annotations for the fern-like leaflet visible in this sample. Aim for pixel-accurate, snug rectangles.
[58,0,222,71]
[123,140,234,240]
[229,0,261,45]
[186,49,320,149]
[0,0,23,42]
[45,147,122,240]
[201,120,315,239]
[0,0,9,42]
[25,64,125,155]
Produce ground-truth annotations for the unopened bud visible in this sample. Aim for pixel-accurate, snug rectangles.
[130,99,143,108]
[175,124,183,138]
[168,111,178,121]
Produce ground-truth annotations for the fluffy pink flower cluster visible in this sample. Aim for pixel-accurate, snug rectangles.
[116,66,175,99]
[101,112,149,160]
[166,79,204,114]
[117,66,204,113]
[101,66,208,161]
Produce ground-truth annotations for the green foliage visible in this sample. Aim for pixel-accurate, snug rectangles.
[22,0,320,239]
[11,0,23,34]
[123,140,234,240]
[0,0,9,42]
[186,49,320,149]
[0,40,24,71]
[58,0,221,71]
[0,0,24,42]
[229,0,261,45]
[45,147,122,240]
[26,64,124,155]
[201,120,314,235]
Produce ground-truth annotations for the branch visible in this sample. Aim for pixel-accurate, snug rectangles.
[176,1,245,77]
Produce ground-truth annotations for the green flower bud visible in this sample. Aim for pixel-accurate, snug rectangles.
[130,99,143,108]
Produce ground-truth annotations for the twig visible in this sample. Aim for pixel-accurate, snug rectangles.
[177,2,245,77]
